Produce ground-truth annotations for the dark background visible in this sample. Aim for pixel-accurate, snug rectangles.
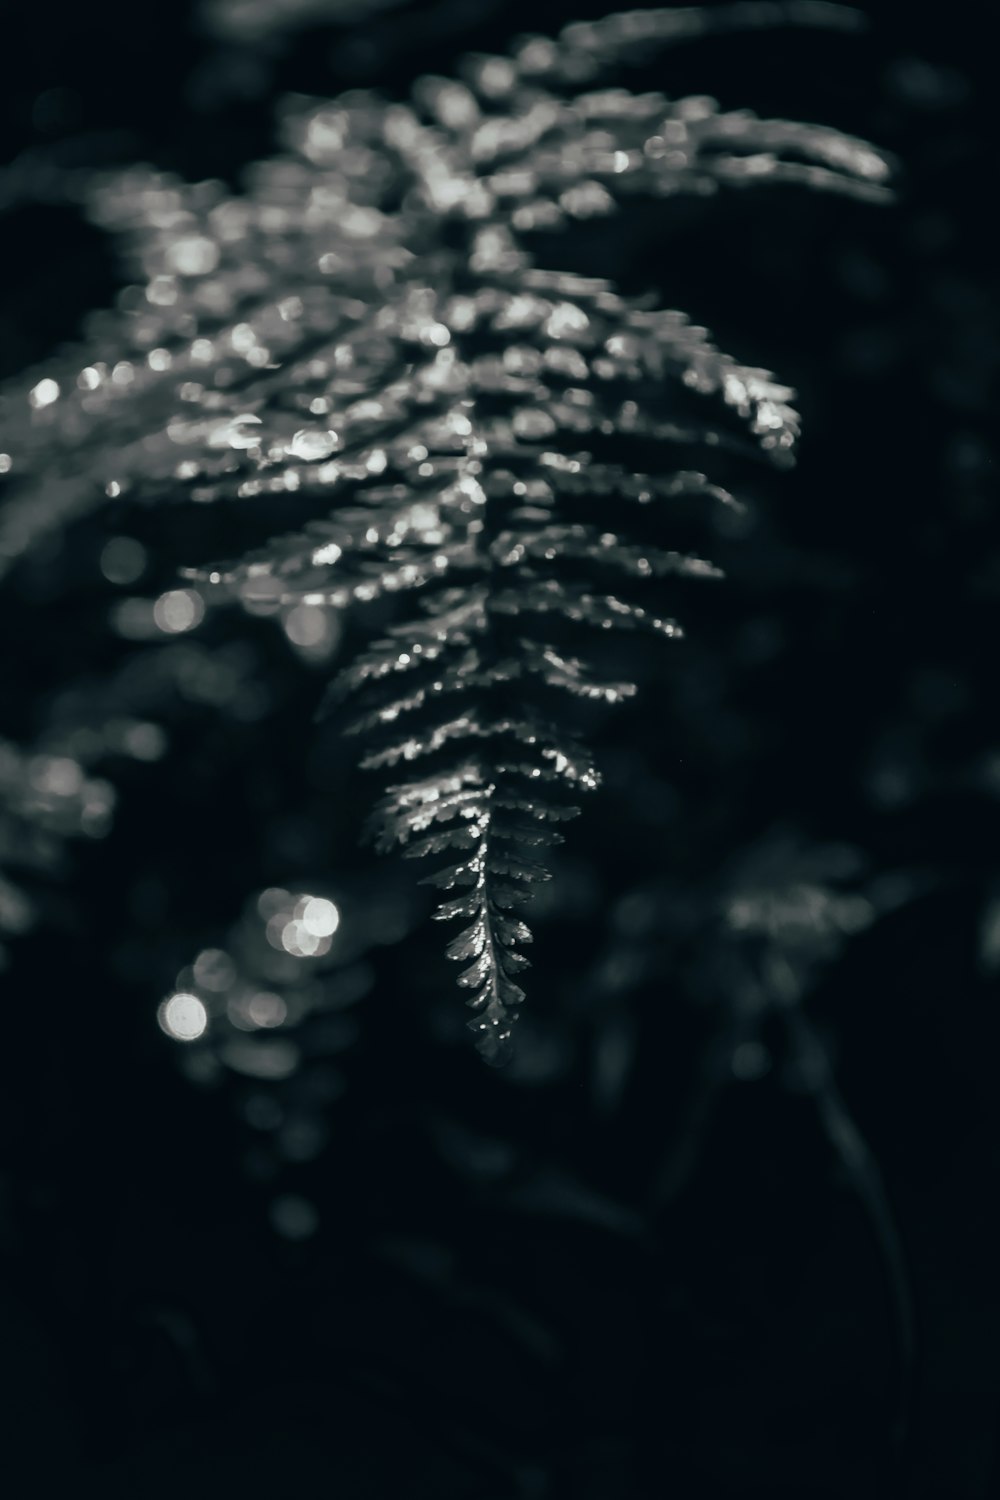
[0,1,997,1495]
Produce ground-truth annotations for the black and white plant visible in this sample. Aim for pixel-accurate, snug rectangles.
[0,2,890,1057]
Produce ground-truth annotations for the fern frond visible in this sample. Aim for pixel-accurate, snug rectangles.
[373,765,569,1061]
[0,5,890,1055]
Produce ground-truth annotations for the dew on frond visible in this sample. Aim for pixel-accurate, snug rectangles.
[0,3,890,1053]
